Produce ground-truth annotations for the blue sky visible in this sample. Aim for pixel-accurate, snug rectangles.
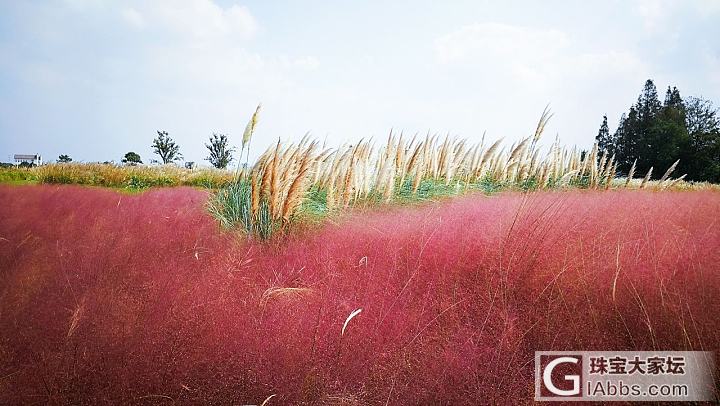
[1,0,719,165]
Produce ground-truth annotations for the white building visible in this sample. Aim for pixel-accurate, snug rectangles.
[14,154,42,166]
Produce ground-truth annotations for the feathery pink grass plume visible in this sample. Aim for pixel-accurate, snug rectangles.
[1,185,719,404]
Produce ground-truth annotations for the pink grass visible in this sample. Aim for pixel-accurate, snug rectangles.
[0,185,719,404]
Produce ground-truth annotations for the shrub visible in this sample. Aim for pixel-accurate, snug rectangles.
[122,152,142,165]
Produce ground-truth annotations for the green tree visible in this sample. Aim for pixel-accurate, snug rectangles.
[664,86,683,110]
[613,79,669,176]
[122,151,143,165]
[152,131,182,164]
[633,80,663,174]
[609,79,720,182]
[637,79,662,122]
[685,96,719,135]
[613,108,639,171]
[650,87,689,175]
[683,97,720,182]
[596,115,614,156]
[205,133,235,169]
[57,154,72,163]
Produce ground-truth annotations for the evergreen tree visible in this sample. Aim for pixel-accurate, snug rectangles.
[613,108,639,172]
[664,86,683,110]
[608,79,719,182]
[651,87,689,175]
[596,115,613,156]
[637,79,662,122]
[633,79,662,174]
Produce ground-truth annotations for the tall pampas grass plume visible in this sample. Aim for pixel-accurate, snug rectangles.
[640,167,653,189]
[625,159,637,187]
[658,159,680,185]
[243,103,262,150]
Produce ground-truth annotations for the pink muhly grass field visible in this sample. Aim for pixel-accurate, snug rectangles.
[0,185,719,404]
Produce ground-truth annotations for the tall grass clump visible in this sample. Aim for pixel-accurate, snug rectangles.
[209,106,699,238]
[208,179,275,239]
[210,138,324,239]
[210,106,339,239]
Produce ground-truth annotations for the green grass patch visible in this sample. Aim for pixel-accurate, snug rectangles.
[207,180,277,240]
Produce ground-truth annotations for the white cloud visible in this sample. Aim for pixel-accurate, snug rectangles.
[430,22,651,148]
[434,22,646,90]
[434,23,568,66]
[4,1,718,164]
[118,1,257,41]
[695,0,720,14]
[224,5,258,39]
[121,7,145,29]
[634,0,675,33]
[61,0,105,11]
[633,0,720,33]
[1,0,322,163]
[151,1,257,40]
[280,56,321,70]
[109,1,318,88]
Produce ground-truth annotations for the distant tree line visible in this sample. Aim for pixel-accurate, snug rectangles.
[6,105,264,170]
[50,131,238,169]
[596,79,720,182]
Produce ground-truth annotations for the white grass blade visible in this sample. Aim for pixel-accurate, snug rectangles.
[341,308,362,336]
[260,394,276,406]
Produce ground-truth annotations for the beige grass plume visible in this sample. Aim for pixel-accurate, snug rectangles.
[282,142,317,221]
[532,104,553,146]
[625,159,637,187]
[658,159,679,185]
[640,167,653,189]
[667,174,687,189]
[242,103,262,149]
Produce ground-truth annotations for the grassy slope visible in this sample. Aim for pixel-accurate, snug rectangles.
[0,185,719,404]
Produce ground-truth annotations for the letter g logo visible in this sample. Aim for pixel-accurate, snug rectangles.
[543,356,581,396]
